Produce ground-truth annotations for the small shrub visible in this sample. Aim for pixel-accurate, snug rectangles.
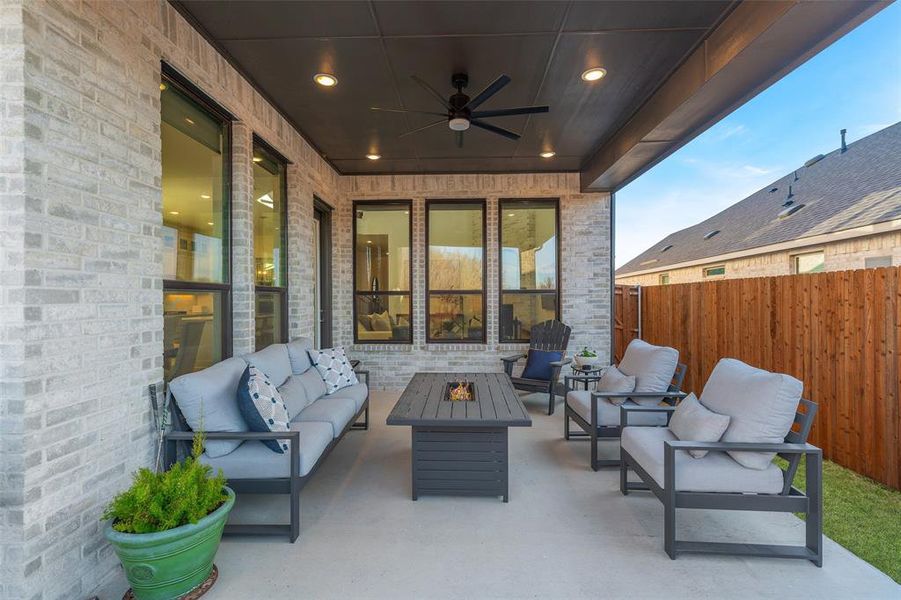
[103,433,227,534]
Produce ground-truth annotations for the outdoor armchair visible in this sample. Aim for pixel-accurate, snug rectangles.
[501,319,572,415]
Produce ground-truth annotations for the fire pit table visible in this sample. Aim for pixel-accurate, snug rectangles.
[387,372,532,502]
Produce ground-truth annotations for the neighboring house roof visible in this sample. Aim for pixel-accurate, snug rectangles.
[616,122,901,277]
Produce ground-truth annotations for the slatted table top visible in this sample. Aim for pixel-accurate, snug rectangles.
[386,372,532,427]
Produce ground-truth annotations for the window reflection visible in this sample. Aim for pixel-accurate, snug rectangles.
[163,291,222,381]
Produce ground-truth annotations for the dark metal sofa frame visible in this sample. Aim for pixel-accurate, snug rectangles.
[501,319,572,415]
[564,363,687,470]
[619,397,822,566]
[163,370,369,543]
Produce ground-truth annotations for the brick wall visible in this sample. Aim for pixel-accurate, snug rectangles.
[616,229,901,286]
[340,174,611,389]
[0,1,613,598]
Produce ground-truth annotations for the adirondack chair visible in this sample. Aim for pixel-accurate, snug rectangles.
[501,319,572,415]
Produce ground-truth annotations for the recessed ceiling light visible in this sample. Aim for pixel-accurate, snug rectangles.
[169,211,179,215]
[207,222,214,226]
[540,151,556,158]
[252,156,263,163]
[366,154,381,160]
[200,194,211,199]
[581,67,607,82]
[313,73,338,87]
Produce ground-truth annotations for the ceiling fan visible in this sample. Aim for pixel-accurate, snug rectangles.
[371,73,549,147]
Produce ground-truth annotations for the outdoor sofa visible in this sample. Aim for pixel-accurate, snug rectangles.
[619,357,823,565]
[164,337,369,542]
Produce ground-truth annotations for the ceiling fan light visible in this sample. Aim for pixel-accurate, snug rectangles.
[581,67,607,82]
[449,117,470,132]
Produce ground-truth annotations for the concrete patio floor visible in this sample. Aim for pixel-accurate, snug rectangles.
[98,390,898,599]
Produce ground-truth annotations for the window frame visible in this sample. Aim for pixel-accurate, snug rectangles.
[425,198,488,344]
[791,249,825,274]
[352,199,414,345]
[497,197,561,343]
[659,273,670,285]
[161,64,233,376]
[251,134,289,348]
[703,265,726,278]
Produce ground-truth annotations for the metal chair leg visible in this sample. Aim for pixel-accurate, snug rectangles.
[620,457,629,495]
[289,476,300,543]
[564,410,570,440]
[807,451,823,567]
[547,386,555,415]
[664,448,676,559]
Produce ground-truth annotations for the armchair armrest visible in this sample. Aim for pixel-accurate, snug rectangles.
[664,440,820,455]
[593,390,687,400]
[619,403,677,428]
[500,353,527,363]
[355,368,370,386]
[164,430,302,479]
[549,358,572,367]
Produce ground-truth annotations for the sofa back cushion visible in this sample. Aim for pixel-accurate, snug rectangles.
[669,393,731,458]
[287,337,314,374]
[278,375,313,416]
[237,366,291,454]
[700,358,803,470]
[168,357,248,458]
[617,339,678,405]
[297,367,328,401]
[243,344,292,388]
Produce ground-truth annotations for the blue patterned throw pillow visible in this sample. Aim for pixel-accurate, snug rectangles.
[308,347,359,394]
[237,365,291,454]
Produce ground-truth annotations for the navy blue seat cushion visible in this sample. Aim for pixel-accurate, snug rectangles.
[521,349,564,381]
[237,365,291,453]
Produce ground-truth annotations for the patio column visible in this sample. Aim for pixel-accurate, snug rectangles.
[231,122,255,356]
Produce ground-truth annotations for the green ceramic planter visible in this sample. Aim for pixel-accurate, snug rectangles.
[105,487,234,600]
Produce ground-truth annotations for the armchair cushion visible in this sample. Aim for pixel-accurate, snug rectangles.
[617,339,679,406]
[700,358,803,470]
[237,366,291,454]
[168,356,248,458]
[521,349,564,381]
[243,343,292,388]
[286,337,314,374]
[621,426,783,494]
[596,366,636,405]
[668,393,730,458]
[567,391,667,427]
[309,347,359,394]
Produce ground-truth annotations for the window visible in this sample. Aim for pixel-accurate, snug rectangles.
[161,70,231,381]
[499,199,559,342]
[426,200,486,342]
[792,251,825,274]
[353,201,412,343]
[703,265,726,278]
[864,256,892,269]
[252,138,288,349]
[659,274,670,285]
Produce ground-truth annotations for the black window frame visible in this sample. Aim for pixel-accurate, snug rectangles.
[425,198,488,344]
[161,63,234,380]
[251,134,290,349]
[498,198,561,343]
[352,199,414,345]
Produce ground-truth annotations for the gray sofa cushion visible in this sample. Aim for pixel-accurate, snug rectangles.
[617,339,678,406]
[700,358,803,470]
[243,344,292,388]
[325,382,368,412]
[199,421,333,478]
[668,393,730,458]
[278,375,313,416]
[286,337,314,374]
[297,367,328,401]
[168,357,248,458]
[292,396,356,438]
[566,390,667,427]
[621,426,783,494]
[595,365,636,405]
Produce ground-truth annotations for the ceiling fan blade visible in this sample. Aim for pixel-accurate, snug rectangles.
[411,75,451,109]
[371,106,447,117]
[470,119,520,141]
[464,75,511,110]
[456,131,464,148]
[398,118,446,138]
[471,106,549,118]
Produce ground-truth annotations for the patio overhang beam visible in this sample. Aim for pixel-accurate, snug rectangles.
[580,0,888,193]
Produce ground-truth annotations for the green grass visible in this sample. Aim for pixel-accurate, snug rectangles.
[778,457,901,582]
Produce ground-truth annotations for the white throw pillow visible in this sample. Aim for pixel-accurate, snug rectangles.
[700,358,803,470]
[669,393,731,458]
[596,366,636,406]
[308,347,359,394]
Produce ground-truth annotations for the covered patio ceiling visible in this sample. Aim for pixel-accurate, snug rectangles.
[173,0,887,190]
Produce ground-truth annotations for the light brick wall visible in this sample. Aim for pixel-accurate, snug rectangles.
[0,2,613,598]
[616,229,901,286]
[340,174,611,389]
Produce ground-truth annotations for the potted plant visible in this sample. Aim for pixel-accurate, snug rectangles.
[103,431,233,600]
[573,346,601,369]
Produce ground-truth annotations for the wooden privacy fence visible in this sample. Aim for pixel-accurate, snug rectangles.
[613,285,640,363]
[639,267,901,489]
